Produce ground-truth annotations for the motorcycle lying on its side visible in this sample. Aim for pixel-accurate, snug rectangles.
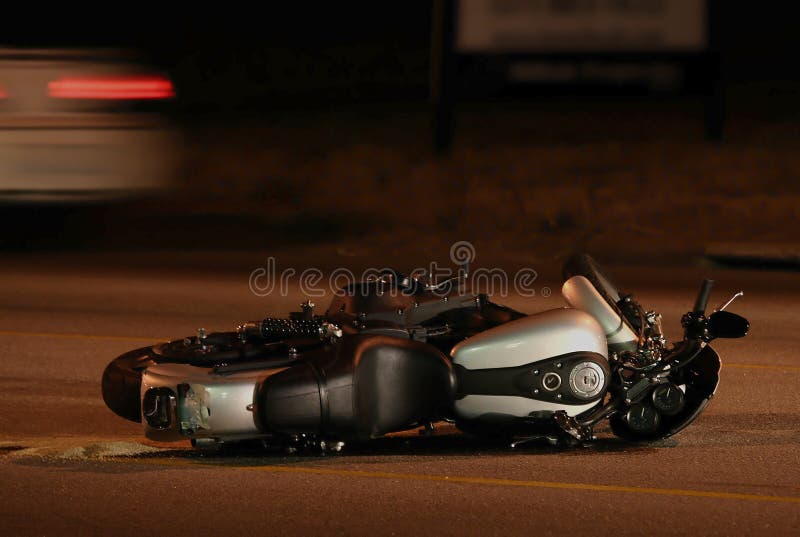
[102,254,749,452]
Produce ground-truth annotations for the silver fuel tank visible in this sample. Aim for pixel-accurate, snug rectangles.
[451,308,609,421]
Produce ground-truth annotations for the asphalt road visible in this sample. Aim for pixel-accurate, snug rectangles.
[0,251,798,536]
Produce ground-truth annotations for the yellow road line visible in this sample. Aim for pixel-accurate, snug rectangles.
[0,330,164,343]
[136,458,800,505]
[725,363,800,372]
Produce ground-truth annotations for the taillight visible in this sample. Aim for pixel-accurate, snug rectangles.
[0,85,7,99]
[48,75,174,100]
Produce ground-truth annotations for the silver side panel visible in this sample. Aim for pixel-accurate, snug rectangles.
[455,394,598,419]
[451,308,607,370]
[561,275,638,347]
[141,363,280,442]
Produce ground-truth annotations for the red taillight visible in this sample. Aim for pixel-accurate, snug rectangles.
[48,75,174,100]
[0,85,7,99]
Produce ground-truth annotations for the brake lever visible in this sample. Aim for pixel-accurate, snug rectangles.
[714,291,744,312]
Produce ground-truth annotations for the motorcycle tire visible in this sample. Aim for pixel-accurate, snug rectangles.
[101,347,156,423]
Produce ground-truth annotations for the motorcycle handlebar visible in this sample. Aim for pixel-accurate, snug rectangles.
[693,279,714,315]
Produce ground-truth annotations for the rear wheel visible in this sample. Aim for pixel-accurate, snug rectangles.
[102,334,306,422]
[101,347,155,422]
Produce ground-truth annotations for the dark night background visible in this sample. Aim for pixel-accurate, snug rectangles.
[5,4,800,108]
[2,2,799,262]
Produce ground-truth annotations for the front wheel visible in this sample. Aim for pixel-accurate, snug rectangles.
[608,346,721,442]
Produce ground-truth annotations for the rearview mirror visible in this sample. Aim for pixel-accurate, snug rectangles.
[707,311,749,339]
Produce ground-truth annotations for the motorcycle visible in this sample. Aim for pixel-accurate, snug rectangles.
[101,254,749,452]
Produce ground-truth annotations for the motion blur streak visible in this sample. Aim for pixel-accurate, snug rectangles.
[135,459,800,505]
[48,76,174,100]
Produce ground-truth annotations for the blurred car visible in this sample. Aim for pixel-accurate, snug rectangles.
[0,48,179,203]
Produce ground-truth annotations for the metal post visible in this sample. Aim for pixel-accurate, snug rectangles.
[431,0,457,153]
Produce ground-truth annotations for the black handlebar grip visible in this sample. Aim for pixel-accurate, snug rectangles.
[693,279,714,314]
